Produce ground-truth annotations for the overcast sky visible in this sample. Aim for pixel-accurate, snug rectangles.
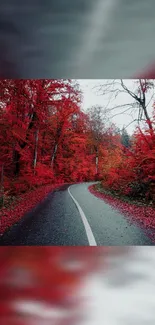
[77,79,154,134]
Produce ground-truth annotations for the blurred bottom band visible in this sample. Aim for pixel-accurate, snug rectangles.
[0,246,129,325]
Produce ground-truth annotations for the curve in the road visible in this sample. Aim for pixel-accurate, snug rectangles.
[69,183,153,246]
[68,186,97,246]
[0,182,153,246]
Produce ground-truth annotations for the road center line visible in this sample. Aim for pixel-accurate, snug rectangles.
[68,186,97,246]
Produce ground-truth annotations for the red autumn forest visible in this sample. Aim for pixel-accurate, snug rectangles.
[0,79,155,234]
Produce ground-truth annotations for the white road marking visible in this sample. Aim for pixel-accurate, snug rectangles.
[68,186,97,246]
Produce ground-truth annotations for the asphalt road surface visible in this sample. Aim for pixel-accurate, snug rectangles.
[0,0,155,78]
[0,183,153,246]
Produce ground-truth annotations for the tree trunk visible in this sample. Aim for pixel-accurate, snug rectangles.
[0,164,4,207]
[51,143,58,167]
[13,112,38,176]
[14,149,21,176]
[41,131,46,160]
[96,156,98,174]
[51,123,63,168]
[33,129,39,173]
[141,102,153,131]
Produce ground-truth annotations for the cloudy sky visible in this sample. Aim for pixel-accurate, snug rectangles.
[77,79,154,134]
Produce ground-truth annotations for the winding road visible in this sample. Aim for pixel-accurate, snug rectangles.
[0,183,153,246]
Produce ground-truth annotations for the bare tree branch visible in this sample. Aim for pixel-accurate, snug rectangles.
[94,79,154,132]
